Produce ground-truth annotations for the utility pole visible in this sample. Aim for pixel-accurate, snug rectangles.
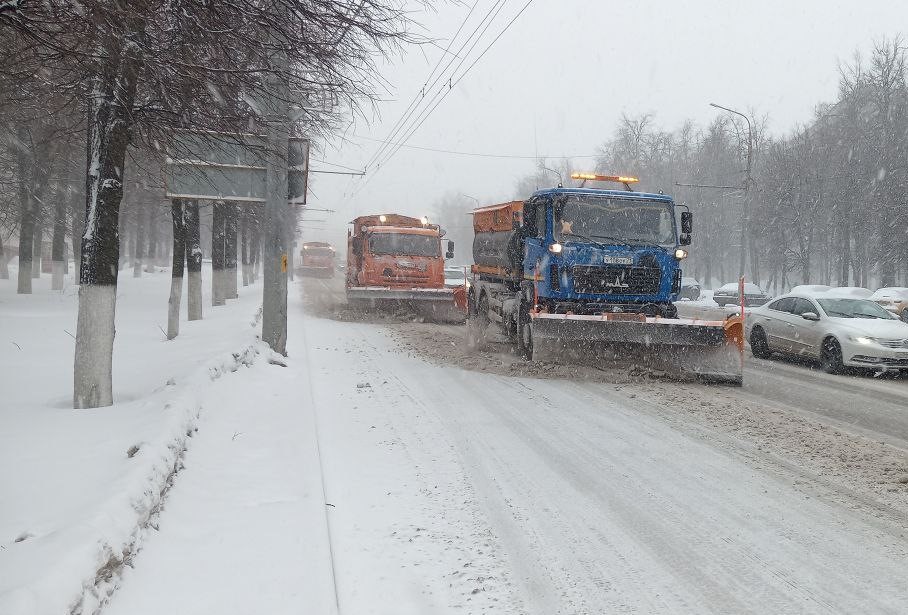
[262,24,291,355]
[710,102,752,278]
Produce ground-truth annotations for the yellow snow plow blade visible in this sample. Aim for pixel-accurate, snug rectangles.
[530,312,744,385]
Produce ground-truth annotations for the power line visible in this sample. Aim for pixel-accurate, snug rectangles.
[348,0,535,202]
[361,0,485,172]
[368,0,511,174]
[353,134,599,159]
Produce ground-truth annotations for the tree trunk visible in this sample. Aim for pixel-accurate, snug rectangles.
[240,207,250,286]
[167,200,186,340]
[251,216,261,282]
[73,6,149,409]
[211,201,226,306]
[146,207,158,272]
[16,142,35,294]
[52,186,68,290]
[32,216,44,278]
[225,202,238,299]
[0,232,8,280]
[71,187,85,278]
[133,204,145,277]
[185,199,203,320]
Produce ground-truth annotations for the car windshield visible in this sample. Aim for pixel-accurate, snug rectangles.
[554,195,676,246]
[817,299,897,319]
[368,233,439,257]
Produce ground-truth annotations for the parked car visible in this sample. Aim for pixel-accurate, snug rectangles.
[745,292,908,374]
[870,287,908,322]
[678,277,701,301]
[712,282,770,307]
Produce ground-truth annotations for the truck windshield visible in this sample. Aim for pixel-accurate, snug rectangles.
[555,195,676,247]
[303,248,334,258]
[368,233,439,257]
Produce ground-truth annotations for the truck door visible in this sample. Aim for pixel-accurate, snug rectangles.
[522,201,547,280]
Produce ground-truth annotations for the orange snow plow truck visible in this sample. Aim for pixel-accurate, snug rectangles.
[346,213,465,321]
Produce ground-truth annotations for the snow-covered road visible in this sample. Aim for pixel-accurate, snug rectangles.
[79,277,908,614]
[293,293,908,613]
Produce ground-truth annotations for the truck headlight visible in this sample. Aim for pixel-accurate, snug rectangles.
[549,243,563,254]
[674,248,688,259]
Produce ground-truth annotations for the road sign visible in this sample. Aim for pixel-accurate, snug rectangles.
[164,129,308,204]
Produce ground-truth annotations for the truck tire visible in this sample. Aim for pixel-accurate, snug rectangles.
[466,292,490,351]
[517,290,533,360]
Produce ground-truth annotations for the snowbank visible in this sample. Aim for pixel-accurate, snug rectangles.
[0,264,263,615]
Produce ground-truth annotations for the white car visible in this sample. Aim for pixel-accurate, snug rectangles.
[745,292,908,374]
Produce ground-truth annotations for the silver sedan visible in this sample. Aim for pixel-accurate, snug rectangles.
[745,294,908,374]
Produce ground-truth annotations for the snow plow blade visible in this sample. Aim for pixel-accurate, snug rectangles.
[530,313,744,384]
[345,287,464,322]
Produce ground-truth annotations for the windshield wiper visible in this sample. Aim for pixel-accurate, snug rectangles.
[592,234,658,247]
[561,232,612,249]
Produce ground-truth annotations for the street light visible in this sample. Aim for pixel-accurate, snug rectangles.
[460,193,480,207]
[710,102,753,279]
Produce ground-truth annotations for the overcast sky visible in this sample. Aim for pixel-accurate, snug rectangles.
[303,0,908,246]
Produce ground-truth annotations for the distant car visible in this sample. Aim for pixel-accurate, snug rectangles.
[745,293,908,374]
[870,287,908,322]
[824,286,873,299]
[444,266,469,313]
[712,282,770,307]
[678,277,701,301]
[444,266,468,289]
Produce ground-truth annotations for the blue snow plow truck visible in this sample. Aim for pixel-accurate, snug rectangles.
[466,173,744,384]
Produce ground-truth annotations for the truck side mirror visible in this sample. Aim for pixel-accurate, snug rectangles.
[351,237,362,256]
[445,240,455,259]
[680,211,692,245]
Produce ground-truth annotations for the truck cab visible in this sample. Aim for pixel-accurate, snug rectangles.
[347,214,454,290]
[520,183,692,317]
[299,241,336,278]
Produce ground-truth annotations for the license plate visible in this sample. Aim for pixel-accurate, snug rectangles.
[602,256,633,265]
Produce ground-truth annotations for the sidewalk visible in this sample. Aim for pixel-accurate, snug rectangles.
[0,264,266,614]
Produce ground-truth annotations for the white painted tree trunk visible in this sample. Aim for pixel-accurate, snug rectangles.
[74,284,116,408]
[167,275,182,340]
[52,260,64,290]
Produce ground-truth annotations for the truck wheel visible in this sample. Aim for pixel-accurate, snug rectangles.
[466,292,490,351]
[517,295,533,360]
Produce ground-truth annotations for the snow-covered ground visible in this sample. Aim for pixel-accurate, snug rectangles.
[0,263,266,614]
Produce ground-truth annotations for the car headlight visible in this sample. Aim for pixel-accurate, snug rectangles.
[851,336,874,345]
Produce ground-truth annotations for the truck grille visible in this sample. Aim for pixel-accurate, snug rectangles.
[571,265,661,295]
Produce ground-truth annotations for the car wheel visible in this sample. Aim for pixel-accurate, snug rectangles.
[749,326,772,359]
[821,337,845,375]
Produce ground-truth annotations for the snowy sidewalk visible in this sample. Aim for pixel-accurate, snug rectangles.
[102,282,522,615]
[105,345,336,615]
[0,265,267,614]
